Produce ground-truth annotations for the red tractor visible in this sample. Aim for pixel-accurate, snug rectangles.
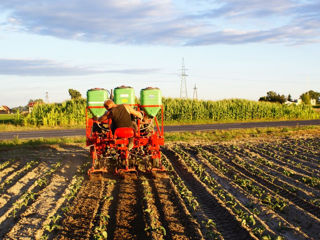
[85,87,165,177]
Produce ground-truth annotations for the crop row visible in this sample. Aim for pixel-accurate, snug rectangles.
[179,138,320,239]
[171,145,287,240]
[225,145,320,207]
[1,137,319,239]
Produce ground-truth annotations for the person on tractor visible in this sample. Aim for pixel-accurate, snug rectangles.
[97,99,143,149]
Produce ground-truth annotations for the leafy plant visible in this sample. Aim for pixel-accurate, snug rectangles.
[93,226,108,240]
[44,215,62,232]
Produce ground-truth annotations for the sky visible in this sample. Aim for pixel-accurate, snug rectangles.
[0,0,319,108]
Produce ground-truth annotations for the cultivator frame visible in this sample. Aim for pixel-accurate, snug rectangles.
[86,105,165,177]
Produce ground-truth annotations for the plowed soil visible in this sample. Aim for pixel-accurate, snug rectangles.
[0,134,320,240]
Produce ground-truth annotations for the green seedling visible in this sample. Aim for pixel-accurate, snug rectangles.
[93,226,108,240]
[99,214,110,224]
[44,215,62,232]
[40,234,49,240]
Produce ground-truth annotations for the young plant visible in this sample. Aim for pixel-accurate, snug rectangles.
[44,214,62,232]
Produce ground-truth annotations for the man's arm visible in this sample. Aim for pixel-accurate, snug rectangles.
[98,111,111,122]
[124,105,143,119]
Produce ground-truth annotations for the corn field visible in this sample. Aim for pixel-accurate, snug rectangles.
[18,99,87,127]
[16,98,319,127]
[163,98,318,121]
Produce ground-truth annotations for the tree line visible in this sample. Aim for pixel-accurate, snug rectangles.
[259,90,320,105]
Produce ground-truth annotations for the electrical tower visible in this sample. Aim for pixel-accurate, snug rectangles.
[180,58,188,99]
[193,84,198,100]
[45,91,49,103]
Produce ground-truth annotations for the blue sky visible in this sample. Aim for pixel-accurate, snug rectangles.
[0,0,319,108]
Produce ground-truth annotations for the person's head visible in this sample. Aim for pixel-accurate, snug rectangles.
[104,99,115,110]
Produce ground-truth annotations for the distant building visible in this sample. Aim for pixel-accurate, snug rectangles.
[297,99,303,105]
[27,100,45,113]
[284,101,294,105]
[28,102,35,113]
[292,98,317,105]
[0,105,11,114]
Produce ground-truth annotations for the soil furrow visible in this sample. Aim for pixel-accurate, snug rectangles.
[249,145,317,179]
[105,179,121,240]
[234,147,320,199]
[4,155,84,239]
[0,163,51,233]
[163,148,253,240]
[161,154,220,239]
[261,144,320,177]
[203,145,320,239]
[242,148,320,196]
[184,146,311,239]
[0,160,40,194]
[207,146,320,219]
[1,134,320,239]
[0,161,22,183]
[57,180,104,240]
[292,138,320,153]
[89,177,116,240]
[108,175,147,240]
[150,174,202,240]
[281,144,320,164]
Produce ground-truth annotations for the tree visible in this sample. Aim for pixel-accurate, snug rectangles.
[259,91,287,104]
[300,90,320,104]
[68,89,82,99]
[300,92,311,105]
[12,106,26,113]
[287,94,292,102]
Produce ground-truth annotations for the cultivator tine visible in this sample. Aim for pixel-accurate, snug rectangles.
[150,166,166,172]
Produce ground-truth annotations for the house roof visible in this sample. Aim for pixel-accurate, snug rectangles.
[0,105,10,111]
[28,102,35,107]
[28,101,44,107]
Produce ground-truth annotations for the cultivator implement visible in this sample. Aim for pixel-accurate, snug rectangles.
[86,87,165,178]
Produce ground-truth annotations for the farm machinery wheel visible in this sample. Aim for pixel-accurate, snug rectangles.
[115,146,138,175]
[152,150,165,171]
[144,149,165,173]
[88,145,108,179]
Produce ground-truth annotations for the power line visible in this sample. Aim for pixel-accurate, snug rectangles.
[193,84,198,100]
[45,91,49,103]
[180,58,188,99]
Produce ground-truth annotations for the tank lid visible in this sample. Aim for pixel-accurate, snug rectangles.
[115,85,132,89]
[142,87,159,90]
[88,88,106,91]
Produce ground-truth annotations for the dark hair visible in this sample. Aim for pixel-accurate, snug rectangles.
[104,99,114,109]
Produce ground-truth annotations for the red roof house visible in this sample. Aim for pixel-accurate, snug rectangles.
[0,105,11,114]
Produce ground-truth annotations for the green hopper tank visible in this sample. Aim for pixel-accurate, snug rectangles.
[113,86,135,105]
[87,88,109,117]
[140,87,162,117]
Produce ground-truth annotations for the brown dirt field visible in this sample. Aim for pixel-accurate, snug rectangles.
[0,135,319,240]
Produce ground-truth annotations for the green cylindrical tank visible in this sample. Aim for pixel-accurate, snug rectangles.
[140,87,162,117]
[87,88,109,117]
[113,86,135,105]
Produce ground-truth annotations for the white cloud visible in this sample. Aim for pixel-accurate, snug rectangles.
[0,59,160,76]
[0,0,319,45]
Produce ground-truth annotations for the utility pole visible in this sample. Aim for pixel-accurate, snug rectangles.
[180,58,188,99]
[45,91,49,103]
[193,84,198,100]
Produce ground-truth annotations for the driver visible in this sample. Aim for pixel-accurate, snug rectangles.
[97,99,143,149]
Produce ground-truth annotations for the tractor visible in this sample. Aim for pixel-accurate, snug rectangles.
[85,86,165,178]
